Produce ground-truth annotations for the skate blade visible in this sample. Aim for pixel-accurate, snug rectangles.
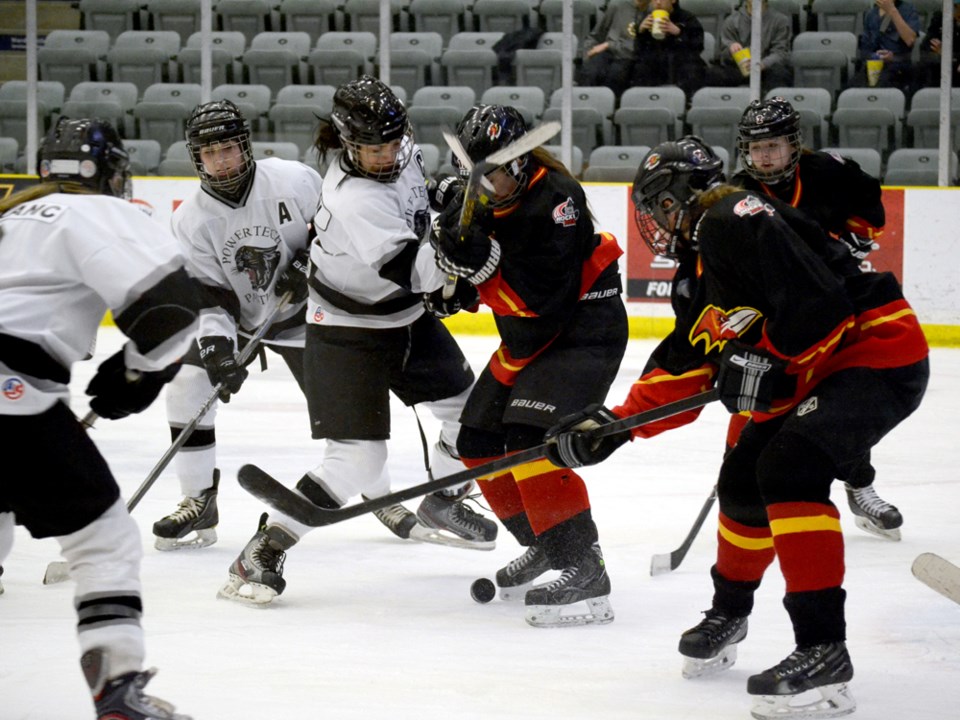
[408,524,495,551]
[750,683,855,720]
[525,596,614,628]
[154,528,218,551]
[216,576,278,607]
[498,580,538,602]
[681,645,738,679]
[853,516,901,541]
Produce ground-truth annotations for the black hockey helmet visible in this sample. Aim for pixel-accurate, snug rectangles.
[331,75,413,183]
[454,104,529,208]
[737,97,802,184]
[632,136,725,258]
[185,99,254,198]
[37,117,131,199]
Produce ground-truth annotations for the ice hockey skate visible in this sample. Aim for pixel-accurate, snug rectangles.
[845,483,902,541]
[748,642,855,720]
[366,496,487,549]
[217,513,296,607]
[678,609,748,679]
[416,486,498,551]
[152,470,220,551]
[93,667,192,720]
[524,543,614,628]
[496,545,552,601]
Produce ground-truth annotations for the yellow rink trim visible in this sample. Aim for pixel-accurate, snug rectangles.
[769,514,843,536]
[717,523,775,551]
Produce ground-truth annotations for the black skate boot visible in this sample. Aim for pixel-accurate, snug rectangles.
[678,609,749,678]
[495,545,552,601]
[217,513,297,607]
[524,543,614,628]
[83,649,191,720]
[748,642,855,720]
[416,485,498,551]
[369,501,422,540]
[152,470,220,551]
[845,483,902,541]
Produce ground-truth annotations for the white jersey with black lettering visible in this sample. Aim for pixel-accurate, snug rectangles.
[172,157,323,345]
[307,146,445,329]
[0,193,197,414]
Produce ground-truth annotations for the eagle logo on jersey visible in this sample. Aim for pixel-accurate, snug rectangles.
[234,245,281,291]
[689,305,762,355]
[552,198,579,227]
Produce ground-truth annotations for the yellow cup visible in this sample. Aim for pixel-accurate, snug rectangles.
[732,47,751,77]
[867,58,883,87]
[651,9,669,40]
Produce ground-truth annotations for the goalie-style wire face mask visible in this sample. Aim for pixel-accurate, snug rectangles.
[632,137,725,258]
[454,104,529,209]
[185,99,254,200]
[37,117,132,199]
[737,97,803,185]
[331,75,414,183]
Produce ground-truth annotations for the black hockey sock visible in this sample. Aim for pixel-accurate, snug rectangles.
[501,512,538,547]
[537,510,600,569]
[710,564,761,618]
[784,586,847,647]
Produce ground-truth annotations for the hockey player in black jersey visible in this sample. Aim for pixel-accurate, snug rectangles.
[734,96,903,540]
[0,118,200,719]
[430,104,628,627]
[546,137,928,717]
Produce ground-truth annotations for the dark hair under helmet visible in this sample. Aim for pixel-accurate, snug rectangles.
[737,97,803,184]
[454,104,529,207]
[185,99,254,199]
[37,117,131,199]
[631,136,725,258]
[331,74,413,183]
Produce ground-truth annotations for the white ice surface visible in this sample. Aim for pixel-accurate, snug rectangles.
[1,328,958,720]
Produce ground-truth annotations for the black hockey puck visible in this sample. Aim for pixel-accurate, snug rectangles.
[470,577,496,604]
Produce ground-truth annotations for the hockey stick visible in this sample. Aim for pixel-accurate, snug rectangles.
[43,290,295,585]
[649,484,718,576]
[912,552,960,605]
[438,120,560,297]
[238,388,720,527]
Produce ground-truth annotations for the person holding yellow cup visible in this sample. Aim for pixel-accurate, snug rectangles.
[704,0,794,94]
[632,0,709,99]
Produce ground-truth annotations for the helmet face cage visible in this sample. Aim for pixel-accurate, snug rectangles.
[454,104,529,208]
[331,75,413,183]
[37,117,132,199]
[631,137,725,258]
[185,100,254,198]
[737,97,802,184]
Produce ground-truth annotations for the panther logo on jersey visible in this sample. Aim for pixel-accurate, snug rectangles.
[689,305,761,355]
[234,245,281,291]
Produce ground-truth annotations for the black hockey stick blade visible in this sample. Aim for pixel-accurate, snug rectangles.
[238,389,719,527]
[650,484,718,577]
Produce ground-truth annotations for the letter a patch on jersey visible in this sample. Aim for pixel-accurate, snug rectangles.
[689,305,761,354]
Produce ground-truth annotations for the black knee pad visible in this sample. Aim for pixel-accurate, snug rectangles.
[755,431,837,505]
[456,425,504,461]
[505,424,545,453]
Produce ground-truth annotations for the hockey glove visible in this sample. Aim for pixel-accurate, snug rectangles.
[544,404,631,468]
[423,277,480,318]
[839,231,874,260]
[426,174,463,213]
[275,248,310,304]
[86,349,181,420]
[716,341,788,414]
[431,200,501,285]
[198,336,248,402]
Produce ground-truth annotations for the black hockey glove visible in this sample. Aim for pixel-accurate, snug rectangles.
[423,277,480,318]
[839,231,874,260]
[86,349,180,420]
[198,336,248,402]
[544,404,631,469]
[275,248,310,304]
[426,174,463,213]
[716,341,788,414]
[431,200,501,285]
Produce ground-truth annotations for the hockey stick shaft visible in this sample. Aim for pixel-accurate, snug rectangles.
[239,389,719,526]
[649,484,718,576]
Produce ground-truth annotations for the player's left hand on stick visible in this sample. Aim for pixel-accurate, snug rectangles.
[423,276,480,318]
[431,202,501,285]
[86,349,180,420]
[716,341,788,413]
[839,231,874,260]
[275,248,310,303]
[198,336,248,402]
[544,404,631,468]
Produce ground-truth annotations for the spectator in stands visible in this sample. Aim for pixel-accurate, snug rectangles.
[917,0,960,88]
[707,0,794,94]
[855,0,922,95]
[578,0,650,97]
[631,0,707,101]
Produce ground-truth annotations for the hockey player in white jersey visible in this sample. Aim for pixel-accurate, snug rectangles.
[0,118,199,719]
[220,76,497,607]
[152,99,324,551]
